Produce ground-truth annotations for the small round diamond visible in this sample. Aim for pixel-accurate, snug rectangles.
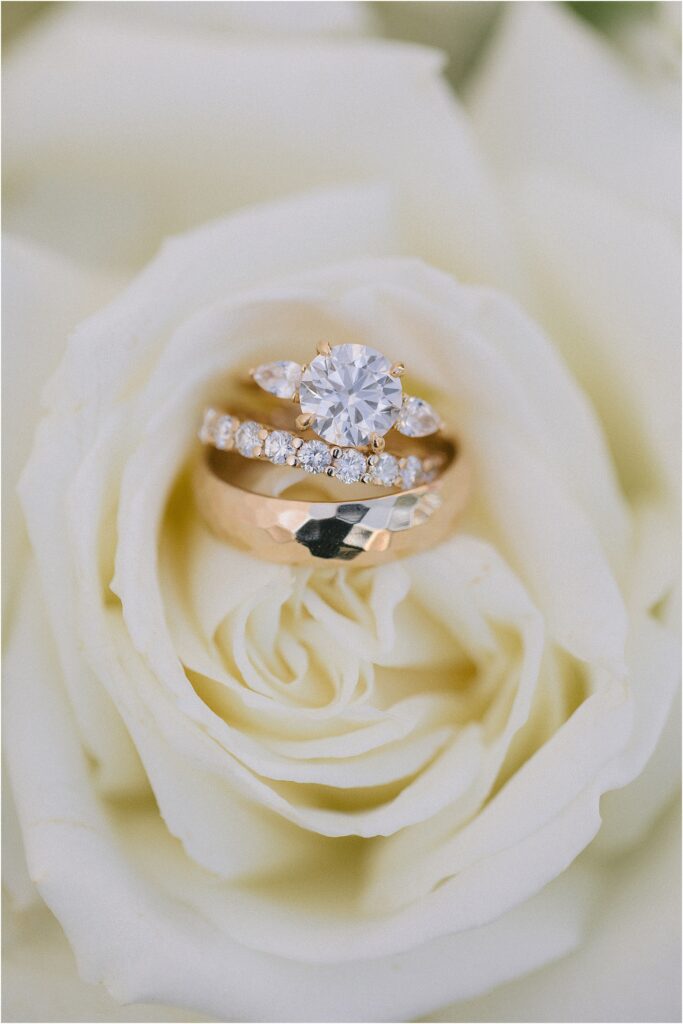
[214,415,238,449]
[264,430,295,464]
[236,421,263,458]
[297,440,332,474]
[199,410,238,448]
[369,452,399,487]
[334,448,367,484]
[399,455,423,489]
[199,408,219,444]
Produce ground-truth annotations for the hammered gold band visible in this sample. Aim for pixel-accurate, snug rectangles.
[194,443,470,566]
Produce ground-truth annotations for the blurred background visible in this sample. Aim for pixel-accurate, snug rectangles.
[3,0,680,92]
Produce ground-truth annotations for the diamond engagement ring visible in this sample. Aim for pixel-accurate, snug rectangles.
[250,341,443,449]
[199,342,449,490]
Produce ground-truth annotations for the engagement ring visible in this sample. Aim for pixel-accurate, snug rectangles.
[250,342,443,449]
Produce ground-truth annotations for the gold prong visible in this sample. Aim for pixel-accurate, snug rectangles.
[291,391,300,404]
[325,466,336,477]
[285,455,297,466]
[331,447,342,460]
[292,437,304,450]
[296,412,314,431]
[248,367,256,379]
[390,362,405,378]
[369,433,385,453]
[258,428,268,441]
[316,341,332,357]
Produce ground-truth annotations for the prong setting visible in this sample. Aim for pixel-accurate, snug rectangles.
[296,412,315,431]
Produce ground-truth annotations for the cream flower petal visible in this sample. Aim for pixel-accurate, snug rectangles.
[2,235,119,611]
[468,2,679,221]
[504,170,679,502]
[86,0,376,38]
[4,17,516,284]
[5,574,600,1011]
[465,0,680,878]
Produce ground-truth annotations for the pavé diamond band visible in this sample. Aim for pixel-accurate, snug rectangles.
[199,408,446,490]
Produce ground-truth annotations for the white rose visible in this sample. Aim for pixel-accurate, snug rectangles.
[4,4,679,1022]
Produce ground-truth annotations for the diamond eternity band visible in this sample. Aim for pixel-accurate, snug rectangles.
[199,408,443,490]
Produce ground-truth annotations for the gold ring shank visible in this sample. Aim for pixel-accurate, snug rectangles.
[194,442,470,566]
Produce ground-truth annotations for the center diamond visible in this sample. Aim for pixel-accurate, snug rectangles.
[299,344,403,447]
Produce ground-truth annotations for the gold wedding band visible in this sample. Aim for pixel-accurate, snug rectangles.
[194,443,470,566]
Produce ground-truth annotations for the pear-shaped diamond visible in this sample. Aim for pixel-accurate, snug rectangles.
[253,360,303,400]
[396,396,442,437]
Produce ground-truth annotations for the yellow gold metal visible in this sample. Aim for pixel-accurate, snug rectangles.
[390,362,406,378]
[316,341,332,356]
[194,442,470,566]
[369,433,385,453]
[296,412,315,431]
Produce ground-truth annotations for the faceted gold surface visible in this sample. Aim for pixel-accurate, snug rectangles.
[194,444,470,565]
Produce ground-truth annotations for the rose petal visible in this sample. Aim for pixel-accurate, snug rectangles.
[468,2,679,221]
[4,17,515,284]
[4,573,599,1012]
